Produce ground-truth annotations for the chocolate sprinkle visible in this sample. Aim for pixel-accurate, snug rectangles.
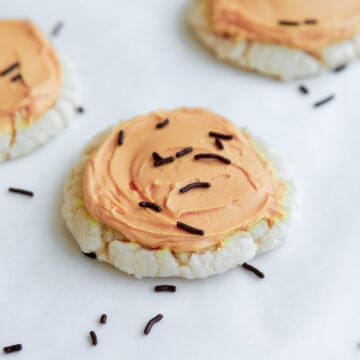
[215,138,224,150]
[176,221,204,236]
[0,63,19,76]
[154,285,177,293]
[144,314,164,335]
[154,156,175,167]
[139,201,162,212]
[313,95,335,108]
[83,252,97,259]
[3,344,22,354]
[208,131,233,140]
[298,85,309,95]
[8,187,33,197]
[278,20,299,26]
[334,64,347,73]
[51,21,64,37]
[152,152,162,161]
[242,263,265,279]
[179,182,211,193]
[304,18,318,25]
[194,153,231,164]
[100,314,107,324]
[118,130,124,146]
[156,118,170,129]
[76,106,85,113]
[11,74,22,82]
[176,147,193,158]
[89,331,98,346]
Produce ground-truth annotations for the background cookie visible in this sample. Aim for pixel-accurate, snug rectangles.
[188,0,360,80]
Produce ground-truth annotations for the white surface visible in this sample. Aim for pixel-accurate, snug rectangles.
[1,0,360,359]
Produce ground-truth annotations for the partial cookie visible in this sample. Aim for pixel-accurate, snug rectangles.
[0,20,81,162]
[187,0,360,80]
[62,108,295,279]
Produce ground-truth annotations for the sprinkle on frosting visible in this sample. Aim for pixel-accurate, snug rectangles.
[278,20,299,26]
[194,153,231,164]
[83,108,288,253]
[154,156,175,167]
[179,182,211,193]
[215,138,224,150]
[304,19,318,25]
[118,130,124,145]
[0,62,19,76]
[176,221,205,236]
[156,118,170,129]
[176,147,193,158]
[152,151,163,161]
[139,201,162,212]
[208,131,233,140]
[11,74,22,82]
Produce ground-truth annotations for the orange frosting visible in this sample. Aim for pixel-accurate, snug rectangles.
[0,20,62,139]
[83,108,287,253]
[207,0,360,53]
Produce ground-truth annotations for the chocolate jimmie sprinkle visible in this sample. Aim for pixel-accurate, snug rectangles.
[298,85,309,95]
[242,263,265,279]
[208,131,233,140]
[154,285,176,293]
[215,138,224,150]
[156,118,170,129]
[118,130,124,145]
[176,221,204,236]
[76,106,85,113]
[11,74,22,82]
[176,147,193,158]
[334,64,347,73]
[139,201,162,212]
[154,156,175,167]
[152,152,163,161]
[313,95,335,108]
[144,314,163,335]
[304,18,318,25]
[0,63,19,76]
[51,21,64,37]
[3,344,22,354]
[100,314,107,324]
[8,187,33,197]
[278,20,299,26]
[194,153,231,164]
[179,182,211,193]
[89,331,98,346]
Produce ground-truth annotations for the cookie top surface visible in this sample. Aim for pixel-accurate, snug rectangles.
[206,0,360,52]
[83,108,288,253]
[0,20,62,137]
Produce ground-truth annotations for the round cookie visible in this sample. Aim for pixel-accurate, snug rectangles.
[187,0,360,80]
[0,20,81,162]
[62,108,295,279]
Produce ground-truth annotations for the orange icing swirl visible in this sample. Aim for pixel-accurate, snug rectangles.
[207,0,360,53]
[83,108,287,253]
[0,20,62,138]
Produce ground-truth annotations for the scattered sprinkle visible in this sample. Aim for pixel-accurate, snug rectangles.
[208,131,233,140]
[154,285,177,293]
[89,331,98,346]
[76,106,85,113]
[51,21,64,37]
[3,344,22,354]
[8,187,33,197]
[176,221,204,236]
[139,201,162,212]
[176,147,193,158]
[215,138,224,150]
[313,95,335,108]
[179,182,211,193]
[152,152,162,161]
[144,314,163,335]
[100,314,107,324]
[0,63,20,77]
[118,130,124,146]
[11,74,22,82]
[156,118,170,129]
[154,156,175,167]
[83,252,97,259]
[242,263,265,279]
[298,85,309,95]
[333,64,347,73]
[304,18,318,25]
[278,20,299,26]
[194,153,231,164]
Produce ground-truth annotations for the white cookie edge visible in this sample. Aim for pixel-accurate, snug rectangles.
[62,121,296,279]
[0,58,82,162]
[187,0,360,81]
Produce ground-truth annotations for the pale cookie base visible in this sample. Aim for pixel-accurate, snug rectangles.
[0,58,82,162]
[187,0,360,81]
[62,124,296,279]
